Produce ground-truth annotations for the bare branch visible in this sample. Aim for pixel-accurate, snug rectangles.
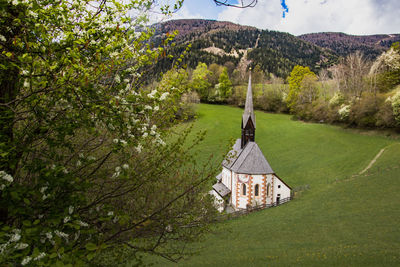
[213,0,257,8]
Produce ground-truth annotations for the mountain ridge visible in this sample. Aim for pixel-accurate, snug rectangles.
[152,19,399,77]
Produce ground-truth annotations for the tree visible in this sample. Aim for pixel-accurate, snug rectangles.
[216,67,233,100]
[370,42,400,92]
[333,51,371,97]
[0,1,218,265]
[190,62,211,101]
[286,65,317,111]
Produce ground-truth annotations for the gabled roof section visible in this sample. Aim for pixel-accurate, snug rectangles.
[222,139,242,169]
[230,142,274,175]
[242,72,256,129]
[212,182,231,198]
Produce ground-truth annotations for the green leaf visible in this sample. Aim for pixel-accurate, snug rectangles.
[85,242,97,251]
[86,252,95,261]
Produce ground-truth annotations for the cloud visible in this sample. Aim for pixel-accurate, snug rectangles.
[217,0,400,35]
[172,5,205,20]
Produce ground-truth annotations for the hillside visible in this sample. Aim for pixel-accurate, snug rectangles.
[299,32,400,59]
[152,19,337,77]
[142,104,400,266]
[152,19,399,77]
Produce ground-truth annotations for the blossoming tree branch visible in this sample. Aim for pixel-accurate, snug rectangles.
[0,0,219,265]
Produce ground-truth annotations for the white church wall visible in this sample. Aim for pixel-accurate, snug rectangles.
[209,190,225,213]
[222,167,232,191]
[273,175,291,203]
[265,174,274,205]
[232,172,238,208]
[251,175,265,206]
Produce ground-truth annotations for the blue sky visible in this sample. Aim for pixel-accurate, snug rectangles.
[170,0,400,35]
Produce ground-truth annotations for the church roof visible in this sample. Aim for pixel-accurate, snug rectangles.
[223,139,274,175]
[212,182,231,198]
[242,72,256,129]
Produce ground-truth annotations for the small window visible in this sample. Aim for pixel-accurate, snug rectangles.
[266,183,271,197]
[255,184,259,196]
[242,184,247,196]
[278,185,281,189]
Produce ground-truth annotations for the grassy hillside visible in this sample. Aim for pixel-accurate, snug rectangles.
[143,104,400,266]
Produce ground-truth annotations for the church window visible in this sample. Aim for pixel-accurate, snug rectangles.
[278,185,281,188]
[242,184,246,195]
[267,183,271,196]
[255,184,259,196]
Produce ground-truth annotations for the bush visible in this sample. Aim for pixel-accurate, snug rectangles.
[255,88,286,112]
[349,94,383,127]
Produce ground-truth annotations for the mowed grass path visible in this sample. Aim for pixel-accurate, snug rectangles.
[149,104,400,266]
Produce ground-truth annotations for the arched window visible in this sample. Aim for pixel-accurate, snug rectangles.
[267,183,271,197]
[242,184,246,195]
[255,184,259,196]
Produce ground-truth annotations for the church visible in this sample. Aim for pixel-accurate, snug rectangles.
[211,72,291,212]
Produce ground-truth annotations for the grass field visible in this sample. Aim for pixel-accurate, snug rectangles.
[144,104,400,266]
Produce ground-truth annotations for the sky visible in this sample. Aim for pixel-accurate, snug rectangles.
[169,0,400,36]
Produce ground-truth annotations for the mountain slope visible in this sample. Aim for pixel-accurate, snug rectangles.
[152,19,398,77]
[299,32,400,59]
[153,19,336,77]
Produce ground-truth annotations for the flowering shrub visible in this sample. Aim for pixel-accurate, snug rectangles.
[388,90,400,125]
[329,92,346,107]
[338,104,351,121]
[0,0,217,265]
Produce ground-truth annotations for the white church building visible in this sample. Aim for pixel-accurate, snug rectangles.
[211,73,291,212]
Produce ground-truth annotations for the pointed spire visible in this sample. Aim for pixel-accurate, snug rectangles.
[242,70,256,129]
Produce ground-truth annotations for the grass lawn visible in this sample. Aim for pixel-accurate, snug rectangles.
[142,104,400,266]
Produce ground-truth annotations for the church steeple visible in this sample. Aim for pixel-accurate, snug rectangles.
[241,70,256,149]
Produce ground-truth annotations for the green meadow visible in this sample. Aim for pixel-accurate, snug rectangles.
[145,104,400,266]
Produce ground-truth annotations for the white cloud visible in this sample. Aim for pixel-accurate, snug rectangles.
[173,5,205,20]
[217,0,400,35]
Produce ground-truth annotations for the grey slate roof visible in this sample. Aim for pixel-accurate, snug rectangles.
[222,139,242,169]
[216,172,222,181]
[223,140,274,175]
[242,73,256,129]
[212,182,231,198]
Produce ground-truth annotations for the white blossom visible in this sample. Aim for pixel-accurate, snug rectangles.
[159,92,169,101]
[77,220,89,227]
[23,80,30,88]
[135,144,142,153]
[69,206,74,214]
[111,171,120,178]
[34,252,46,261]
[10,233,21,243]
[147,89,157,99]
[14,243,29,250]
[113,138,119,144]
[115,166,121,172]
[107,211,114,216]
[64,216,71,223]
[45,232,53,240]
[120,139,127,146]
[142,132,148,138]
[21,256,32,266]
[76,160,82,167]
[144,105,152,110]
[114,74,121,83]
[54,230,69,240]
[154,106,159,111]
[338,104,351,120]
[40,186,48,194]
[0,34,6,42]
[0,171,13,183]
[122,164,129,170]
